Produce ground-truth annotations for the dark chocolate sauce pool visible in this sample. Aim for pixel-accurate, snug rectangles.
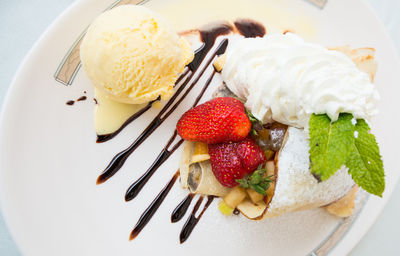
[92,20,266,243]
[66,100,74,106]
[234,19,266,38]
[189,22,233,71]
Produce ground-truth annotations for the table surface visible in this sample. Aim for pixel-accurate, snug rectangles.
[0,0,399,255]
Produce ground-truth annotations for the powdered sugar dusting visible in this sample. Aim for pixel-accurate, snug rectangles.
[265,127,354,218]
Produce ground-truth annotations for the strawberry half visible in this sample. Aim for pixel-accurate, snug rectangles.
[208,137,266,187]
[176,97,251,144]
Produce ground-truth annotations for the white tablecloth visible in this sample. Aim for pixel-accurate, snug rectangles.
[0,0,399,255]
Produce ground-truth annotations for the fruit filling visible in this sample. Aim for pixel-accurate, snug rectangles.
[177,97,287,217]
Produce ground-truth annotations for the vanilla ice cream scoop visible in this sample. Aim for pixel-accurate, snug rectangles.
[222,33,380,128]
[80,5,194,104]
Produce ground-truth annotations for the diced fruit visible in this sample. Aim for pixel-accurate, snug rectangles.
[176,97,251,144]
[257,128,270,140]
[265,161,275,197]
[247,188,264,203]
[264,149,275,161]
[266,161,275,176]
[218,200,234,216]
[213,54,226,72]
[253,123,287,151]
[209,137,266,187]
[236,200,267,219]
[191,142,210,163]
[224,186,247,209]
[266,183,275,199]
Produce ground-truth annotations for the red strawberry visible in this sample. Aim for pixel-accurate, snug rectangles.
[208,137,266,187]
[176,97,251,144]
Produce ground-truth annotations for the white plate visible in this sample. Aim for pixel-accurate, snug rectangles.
[1,0,399,255]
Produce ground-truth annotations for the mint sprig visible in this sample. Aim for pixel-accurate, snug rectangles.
[346,119,385,196]
[236,165,273,195]
[309,114,385,196]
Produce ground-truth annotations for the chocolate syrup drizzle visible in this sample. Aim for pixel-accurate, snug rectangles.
[123,20,264,199]
[130,170,179,241]
[77,96,87,101]
[125,130,184,201]
[179,196,214,244]
[171,193,194,223]
[66,95,88,105]
[94,20,267,243]
[125,68,220,201]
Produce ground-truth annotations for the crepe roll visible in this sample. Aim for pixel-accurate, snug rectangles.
[262,127,355,219]
[180,141,230,197]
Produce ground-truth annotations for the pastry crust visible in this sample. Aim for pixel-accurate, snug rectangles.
[324,185,359,218]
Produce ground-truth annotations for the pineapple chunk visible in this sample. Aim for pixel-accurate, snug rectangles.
[265,161,276,198]
[218,200,234,216]
[224,186,247,208]
[266,161,275,176]
[264,149,275,161]
[247,188,264,204]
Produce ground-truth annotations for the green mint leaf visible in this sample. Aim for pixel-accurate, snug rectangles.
[309,113,355,181]
[346,119,385,197]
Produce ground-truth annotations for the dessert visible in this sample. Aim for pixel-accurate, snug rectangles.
[178,33,384,220]
[77,3,384,245]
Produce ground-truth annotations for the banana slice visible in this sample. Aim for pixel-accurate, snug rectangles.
[191,142,210,163]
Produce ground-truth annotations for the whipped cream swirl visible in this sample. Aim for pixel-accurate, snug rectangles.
[221,33,379,128]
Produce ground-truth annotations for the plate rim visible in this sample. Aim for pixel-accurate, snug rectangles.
[0,0,399,255]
